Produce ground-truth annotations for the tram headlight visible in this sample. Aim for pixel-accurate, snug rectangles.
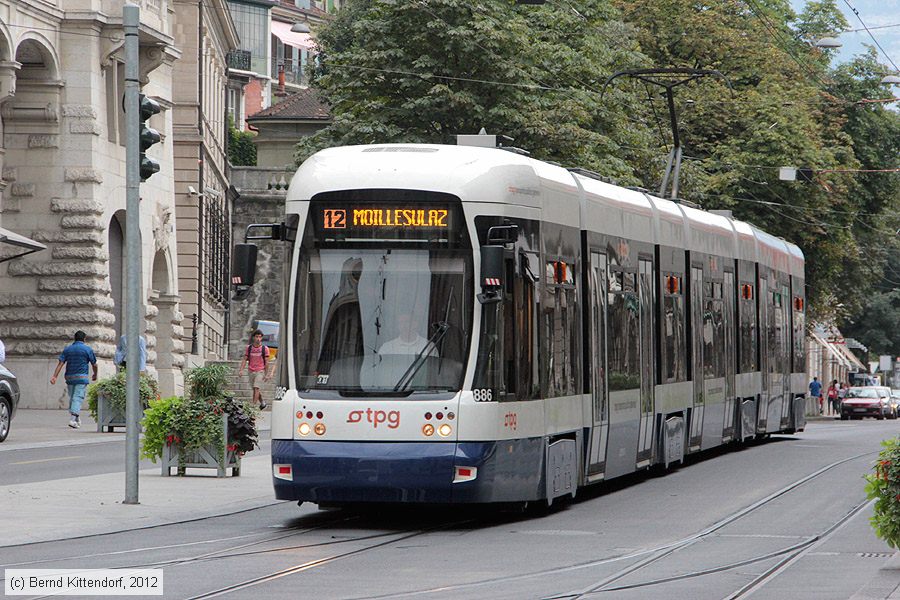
[438,424,453,437]
[298,422,311,436]
[314,422,326,436]
[422,423,435,437]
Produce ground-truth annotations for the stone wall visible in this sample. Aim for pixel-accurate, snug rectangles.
[228,166,292,359]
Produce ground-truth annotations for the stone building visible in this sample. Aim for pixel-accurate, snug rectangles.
[0,0,186,407]
[172,0,239,363]
[245,87,329,167]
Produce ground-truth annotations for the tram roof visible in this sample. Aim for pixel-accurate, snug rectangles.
[290,144,802,271]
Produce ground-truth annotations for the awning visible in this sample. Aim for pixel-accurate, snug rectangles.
[271,21,315,50]
[811,332,851,369]
[0,226,45,263]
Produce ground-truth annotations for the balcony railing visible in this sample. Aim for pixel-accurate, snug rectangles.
[227,50,252,72]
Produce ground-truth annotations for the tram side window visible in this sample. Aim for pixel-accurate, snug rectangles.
[792,294,805,373]
[662,273,686,383]
[702,282,725,379]
[739,282,757,373]
[607,269,639,391]
[541,259,578,398]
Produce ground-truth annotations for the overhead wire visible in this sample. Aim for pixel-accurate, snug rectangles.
[840,0,900,72]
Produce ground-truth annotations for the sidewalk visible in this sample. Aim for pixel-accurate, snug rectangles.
[851,552,900,599]
[0,409,283,548]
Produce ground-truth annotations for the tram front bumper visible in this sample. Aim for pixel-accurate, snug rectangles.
[271,438,543,504]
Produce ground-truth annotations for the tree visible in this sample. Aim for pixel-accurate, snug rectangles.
[612,0,883,320]
[296,0,658,182]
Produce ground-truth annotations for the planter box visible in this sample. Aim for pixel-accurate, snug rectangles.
[160,413,242,477]
[96,393,126,432]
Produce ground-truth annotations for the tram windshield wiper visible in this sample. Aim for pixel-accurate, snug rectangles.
[393,321,450,392]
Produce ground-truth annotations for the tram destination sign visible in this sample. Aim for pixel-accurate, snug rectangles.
[318,204,451,232]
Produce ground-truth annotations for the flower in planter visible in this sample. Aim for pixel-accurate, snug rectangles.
[140,364,259,467]
[86,371,159,422]
[866,436,900,548]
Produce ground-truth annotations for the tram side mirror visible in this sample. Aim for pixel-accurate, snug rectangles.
[232,243,258,297]
[478,245,505,304]
[486,224,518,246]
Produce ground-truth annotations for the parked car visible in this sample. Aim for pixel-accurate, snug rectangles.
[0,363,19,442]
[841,386,894,420]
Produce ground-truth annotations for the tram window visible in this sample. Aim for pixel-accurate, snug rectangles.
[607,270,639,391]
[541,260,578,398]
[662,272,686,383]
[702,295,725,379]
[792,293,805,373]
[739,282,758,373]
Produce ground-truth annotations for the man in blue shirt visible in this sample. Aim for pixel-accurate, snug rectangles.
[809,376,823,415]
[50,331,98,428]
[113,335,147,372]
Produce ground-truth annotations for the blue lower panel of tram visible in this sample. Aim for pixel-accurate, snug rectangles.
[272,438,544,503]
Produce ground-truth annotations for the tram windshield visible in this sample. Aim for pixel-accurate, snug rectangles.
[295,248,472,395]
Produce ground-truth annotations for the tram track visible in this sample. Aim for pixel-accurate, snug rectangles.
[345,448,877,600]
[552,449,878,600]
[182,517,478,600]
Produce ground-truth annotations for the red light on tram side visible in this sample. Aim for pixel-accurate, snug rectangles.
[741,284,754,300]
[794,297,804,311]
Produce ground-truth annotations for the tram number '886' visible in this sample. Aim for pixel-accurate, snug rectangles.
[473,389,494,402]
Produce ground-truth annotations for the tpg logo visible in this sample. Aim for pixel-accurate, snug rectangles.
[346,408,400,429]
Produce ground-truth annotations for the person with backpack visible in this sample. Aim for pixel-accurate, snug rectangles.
[237,329,273,409]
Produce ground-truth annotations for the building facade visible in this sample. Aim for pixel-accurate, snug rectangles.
[0,0,187,407]
[172,0,239,362]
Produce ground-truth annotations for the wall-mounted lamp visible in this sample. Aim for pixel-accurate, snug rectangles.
[291,21,310,33]
[881,75,900,85]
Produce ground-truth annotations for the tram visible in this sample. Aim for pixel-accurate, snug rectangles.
[233,143,807,506]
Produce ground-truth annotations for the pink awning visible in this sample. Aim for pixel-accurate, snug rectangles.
[271,21,314,50]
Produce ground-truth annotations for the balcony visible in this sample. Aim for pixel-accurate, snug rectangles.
[227,50,252,72]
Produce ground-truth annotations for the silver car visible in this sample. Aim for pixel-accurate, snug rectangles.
[0,364,20,442]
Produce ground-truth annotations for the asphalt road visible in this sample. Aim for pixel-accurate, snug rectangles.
[1,419,897,600]
[0,434,272,485]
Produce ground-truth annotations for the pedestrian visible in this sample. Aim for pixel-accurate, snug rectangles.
[0,335,5,363]
[114,334,147,373]
[50,330,98,429]
[838,382,848,414]
[827,380,840,416]
[809,376,823,415]
[237,329,273,410]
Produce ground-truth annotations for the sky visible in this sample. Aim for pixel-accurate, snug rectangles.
[789,0,900,72]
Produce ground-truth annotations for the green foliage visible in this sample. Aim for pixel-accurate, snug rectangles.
[227,115,257,166]
[140,364,258,467]
[842,289,900,357]
[865,437,900,548]
[299,0,899,328]
[297,0,658,182]
[140,395,181,462]
[85,371,159,421]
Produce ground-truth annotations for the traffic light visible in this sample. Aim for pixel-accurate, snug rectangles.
[139,94,161,182]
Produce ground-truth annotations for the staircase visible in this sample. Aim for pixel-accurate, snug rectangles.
[207,360,277,406]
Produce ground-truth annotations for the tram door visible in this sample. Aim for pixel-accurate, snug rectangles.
[722,270,737,440]
[637,258,655,466]
[757,277,769,432]
[689,266,704,450]
[779,284,792,427]
[586,251,608,480]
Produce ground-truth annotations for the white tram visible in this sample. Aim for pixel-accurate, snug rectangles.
[234,143,806,506]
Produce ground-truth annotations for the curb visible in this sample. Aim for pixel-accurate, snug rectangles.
[850,551,900,599]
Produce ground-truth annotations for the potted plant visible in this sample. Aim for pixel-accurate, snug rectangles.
[866,436,900,548]
[140,363,258,477]
[86,371,159,432]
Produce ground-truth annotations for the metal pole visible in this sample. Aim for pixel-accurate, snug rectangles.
[124,3,141,505]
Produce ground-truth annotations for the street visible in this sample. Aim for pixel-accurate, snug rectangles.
[1,418,897,599]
